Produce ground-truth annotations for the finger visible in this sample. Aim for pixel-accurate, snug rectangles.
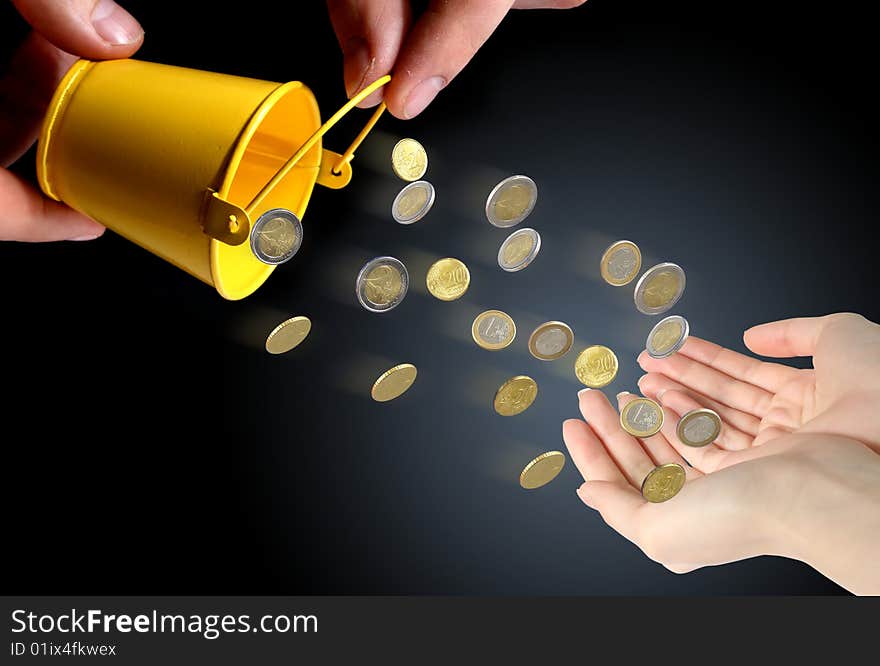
[616,392,700,480]
[752,426,792,447]
[576,480,646,546]
[513,0,588,7]
[0,33,78,166]
[0,169,104,242]
[326,0,411,106]
[657,389,754,451]
[383,0,515,119]
[637,372,761,437]
[743,313,874,359]
[12,0,144,58]
[562,418,627,484]
[578,388,654,488]
[677,336,799,394]
[637,349,773,419]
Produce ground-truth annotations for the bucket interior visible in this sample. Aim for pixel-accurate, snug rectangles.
[211,82,322,300]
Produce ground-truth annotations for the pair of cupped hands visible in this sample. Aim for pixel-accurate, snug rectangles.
[563,312,880,594]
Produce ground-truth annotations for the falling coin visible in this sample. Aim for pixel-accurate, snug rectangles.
[646,315,690,359]
[574,345,619,388]
[485,175,538,228]
[426,257,470,301]
[371,363,418,402]
[677,408,722,447]
[356,256,409,313]
[494,375,538,416]
[265,316,311,354]
[634,262,686,315]
[498,228,541,272]
[600,240,642,286]
[641,463,686,503]
[250,208,303,265]
[472,310,517,351]
[392,180,435,225]
[528,321,574,361]
[519,451,566,489]
[391,138,428,182]
[620,397,664,437]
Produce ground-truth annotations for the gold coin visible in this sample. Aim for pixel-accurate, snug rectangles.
[528,321,574,361]
[472,310,516,351]
[265,316,311,354]
[519,451,566,489]
[620,397,664,437]
[574,345,619,387]
[391,138,428,182]
[600,240,642,286]
[426,258,470,301]
[641,463,686,503]
[494,375,538,416]
[371,363,418,402]
[677,408,722,447]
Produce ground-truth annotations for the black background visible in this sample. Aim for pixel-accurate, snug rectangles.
[2,0,877,595]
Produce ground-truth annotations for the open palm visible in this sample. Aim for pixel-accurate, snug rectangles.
[636,313,880,464]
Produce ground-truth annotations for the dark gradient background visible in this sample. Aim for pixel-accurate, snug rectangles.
[3,1,877,594]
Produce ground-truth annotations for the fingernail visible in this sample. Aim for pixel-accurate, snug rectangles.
[92,0,144,45]
[576,484,595,508]
[403,76,446,119]
[577,388,592,399]
[637,350,648,364]
[656,388,667,402]
[68,234,101,242]
[616,391,630,400]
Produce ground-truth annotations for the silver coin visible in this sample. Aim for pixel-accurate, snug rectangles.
[625,400,662,432]
[646,315,690,359]
[633,262,686,315]
[677,408,722,447]
[356,256,409,313]
[497,228,541,272]
[485,175,537,228]
[249,208,303,265]
[528,321,574,361]
[392,180,435,225]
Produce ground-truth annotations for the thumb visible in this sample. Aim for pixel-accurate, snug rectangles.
[577,480,644,545]
[743,313,868,359]
[11,0,144,58]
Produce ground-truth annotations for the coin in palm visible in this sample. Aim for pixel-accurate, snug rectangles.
[620,397,664,437]
[641,463,686,503]
[677,408,722,447]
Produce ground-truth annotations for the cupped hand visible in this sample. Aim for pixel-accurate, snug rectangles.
[1,0,143,242]
[563,389,880,593]
[327,0,588,119]
[636,313,880,457]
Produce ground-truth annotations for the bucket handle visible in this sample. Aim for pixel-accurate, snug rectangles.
[244,75,391,217]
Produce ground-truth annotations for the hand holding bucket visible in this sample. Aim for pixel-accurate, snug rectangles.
[37,59,390,300]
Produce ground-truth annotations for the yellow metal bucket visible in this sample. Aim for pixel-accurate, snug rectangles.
[37,59,388,300]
